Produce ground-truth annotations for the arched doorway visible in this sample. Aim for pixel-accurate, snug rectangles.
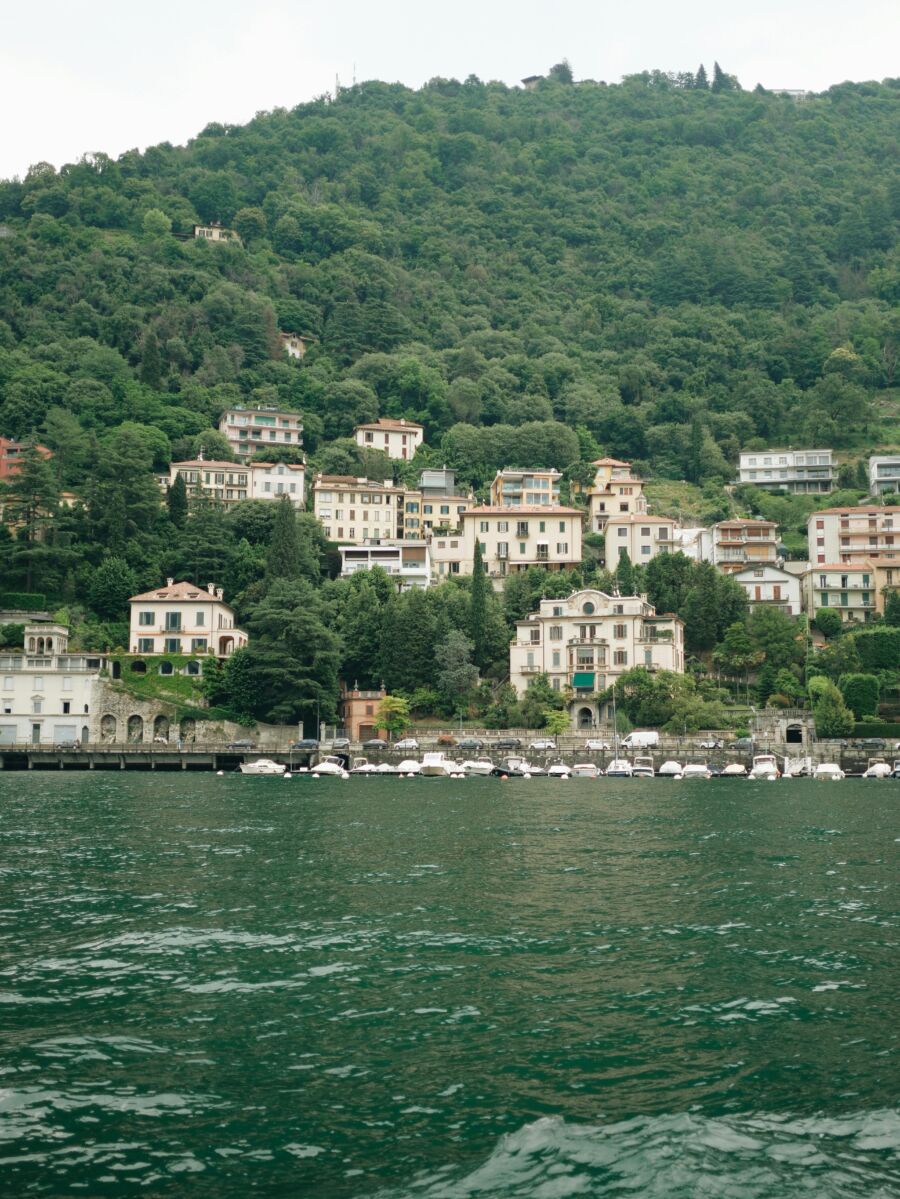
[127,715,144,743]
[786,723,803,744]
[153,715,170,742]
[179,717,196,743]
[130,660,147,675]
[578,706,594,729]
[100,714,117,743]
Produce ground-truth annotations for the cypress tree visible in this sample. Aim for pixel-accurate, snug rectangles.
[266,496,301,581]
[695,63,709,90]
[167,473,188,529]
[140,330,162,389]
[616,549,635,597]
[469,539,487,668]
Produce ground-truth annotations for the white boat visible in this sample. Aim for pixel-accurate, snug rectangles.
[571,762,600,779]
[239,758,286,776]
[863,757,891,779]
[814,762,845,780]
[682,763,712,780]
[461,759,493,776]
[605,758,633,777]
[397,758,422,775]
[506,757,545,776]
[376,762,398,773]
[749,754,780,780]
[350,757,379,775]
[421,752,455,777]
[783,756,812,778]
[632,755,655,779]
[547,762,572,778]
[311,755,350,778]
[658,760,683,778]
[721,762,748,777]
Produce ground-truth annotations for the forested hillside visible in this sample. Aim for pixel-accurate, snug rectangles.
[0,67,898,727]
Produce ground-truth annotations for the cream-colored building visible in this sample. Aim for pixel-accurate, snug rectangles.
[732,564,802,616]
[129,580,247,657]
[168,459,305,507]
[708,518,779,573]
[510,589,685,729]
[193,223,241,244]
[401,490,473,539]
[354,418,424,461]
[489,468,561,507]
[278,332,316,360]
[802,563,878,624]
[313,475,404,543]
[807,506,900,567]
[604,514,677,567]
[218,405,303,460]
[583,458,648,534]
[0,624,105,747]
[431,506,583,585]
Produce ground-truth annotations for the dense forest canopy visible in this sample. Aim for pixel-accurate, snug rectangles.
[0,67,898,725]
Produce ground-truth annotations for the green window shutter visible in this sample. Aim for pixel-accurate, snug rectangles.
[572,671,595,688]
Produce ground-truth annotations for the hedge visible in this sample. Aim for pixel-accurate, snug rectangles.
[852,627,900,670]
[0,592,46,610]
[850,721,900,738]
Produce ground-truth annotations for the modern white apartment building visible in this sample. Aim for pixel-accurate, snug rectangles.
[0,624,105,747]
[707,519,779,573]
[603,514,677,566]
[430,506,583,585]
[510,590,685,729]
[737,449,834,494]
[489,469,562,507]
[313,475,405,544]
[338,542,431,591]
[168,459,305,507]
[354,418,424,461]
[129,581,247,657]
[218,405,303,460]
[802,563,878,624]
[584,458,648,533]
[868,456,900,496]
[732,564,802,616]
[807,506,900,566]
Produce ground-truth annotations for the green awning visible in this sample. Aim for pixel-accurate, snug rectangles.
[572,672,595,688]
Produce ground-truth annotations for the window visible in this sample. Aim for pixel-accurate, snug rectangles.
[516,522,529,537]
[641,545,651,556]
[613,650,628,666]
[195,611,206,627]
[138,638,154,653]
[191,638,207,651]
[538,520,546,533]
[613,604,624,615]
[640,527,650,537]
[519,542,526,554]
[497,542,508,559]
[557,543,568,554]
[614,624,627,638]
[582,602,595,615]
[32,698,42,714]
[34,677,43,689]
[139,611,154,626]
[529,628,540,644]
[62,701,70,714]
[552,651,561,667]
[165,612,181,631]
[62,676,72,691]
[552,606,563,617]
[497,521,509,533]
[549,626,563,640]
[480,521,489,533]
[618,528,627,537]
[2,677,11,690]
[165,638,181,653]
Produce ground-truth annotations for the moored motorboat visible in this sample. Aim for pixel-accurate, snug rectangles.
[239,758,286,776]
[721,762,748,777]
[461,759,493,776]
[749,753,780,780]
[682,762,712,780]
[814,762,845,780]
[632,754,655,779]
[350,757,379,775]
[310,755,350,778]
[547,762,572,778]
[658,760,683,778]
[421,752,455,777]
[891,759,900,779]
[605,758,633,777]
[397,758,422,775]
[506,757,544,776]
[571,762,600,779]
[862,756,891,779]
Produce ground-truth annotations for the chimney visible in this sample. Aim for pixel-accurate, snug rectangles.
[216,587,224,601]
[207,582,215,594]
[166,577,174,587]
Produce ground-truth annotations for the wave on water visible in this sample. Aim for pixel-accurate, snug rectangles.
[371,1110,900,1198]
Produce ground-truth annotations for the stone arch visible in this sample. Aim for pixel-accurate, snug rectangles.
[130,659,147,674]
[185,660,201,676]
[153,715,170,742]
[786,723,804,744]
[179,717,196,743]
[577,706,594,729]
[100,714,117,743]
[36,637,45,653]
[28,636,35,652]
[127,714,144,743]
[158,660,174,676]
[45,637,52,651]
[218,634,235,656]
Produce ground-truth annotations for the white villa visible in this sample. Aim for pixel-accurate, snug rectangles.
[168,459,305,508]
[732,563,802,616]
[0,624,106,747]
[510,589,685,729]
[128,580,247,657]
[354,418,424,461]
[431,506,584,585]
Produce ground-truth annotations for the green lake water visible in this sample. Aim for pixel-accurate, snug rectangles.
[0,773,898,1197]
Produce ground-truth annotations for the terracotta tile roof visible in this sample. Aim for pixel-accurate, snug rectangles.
[129,580,231,604]
[810,507,895,517]
[464,505,584,516]
[604,514,674,524]
[356,418,424,431]
[171,459,246,470]
[590,457,631,467]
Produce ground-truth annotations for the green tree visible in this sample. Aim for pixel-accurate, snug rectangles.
[375,694,412,740]
[469,540,487,668]
[616,548,635,596]
[266,496,302,582]
[435,629,479,715]
[338,576,386,690]
[815,608,844,638]
[142,208,171,237]
[548,60,574,83]
[883,590,900,627]
[167,473,188,528]
[748,604,802,670]
[543,708,570,738]
[88,556,137,620]
[838,673,879,718]
[140,330,163,389]
[813,681,855,739]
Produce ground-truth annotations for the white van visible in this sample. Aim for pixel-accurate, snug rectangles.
[621,731,659,749]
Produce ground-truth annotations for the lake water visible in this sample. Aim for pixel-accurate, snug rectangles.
[0,773,898,1197]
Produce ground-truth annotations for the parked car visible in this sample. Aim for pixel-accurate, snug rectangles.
[457,737,484,751]
[529,738,557,751]
[330,737,350,751]
[491,736,522,750]
[227,739,257,750]
[699,737,724,750]
[584,738,611,752]
[362,738,388,750]
[290,738,319,750]
[854,737,886,750]
[393,737,419,751]
[727,737,754,751]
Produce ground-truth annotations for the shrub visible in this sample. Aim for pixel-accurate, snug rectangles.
[814,608,843,639]
[853,627,900,670]
[838,673,880,719]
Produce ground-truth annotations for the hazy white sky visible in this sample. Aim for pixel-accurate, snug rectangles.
[2,0,896,179]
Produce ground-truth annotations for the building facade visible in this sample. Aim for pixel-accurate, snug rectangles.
[128,580,247,657]
[0,437,52,481]
[583,458,648,534]
[340,687,387,742]
[603,514,677,567]
[509,590,685,728]
[807,506,900,566]
[868,456,900,496]
[218,405,303,460]
[338,542,431,590]
[802,563,878,624]
[193,223,241,244]
[430,506,583,584]
[489,469,562,507]
[732,564,803,616]
[278,332,316,360]
[354,418,424,461]
[737,449,834,493]
[0,624,104,746]
[707,519,779,573]
[313,475,404,543]
[168,459,305,507]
